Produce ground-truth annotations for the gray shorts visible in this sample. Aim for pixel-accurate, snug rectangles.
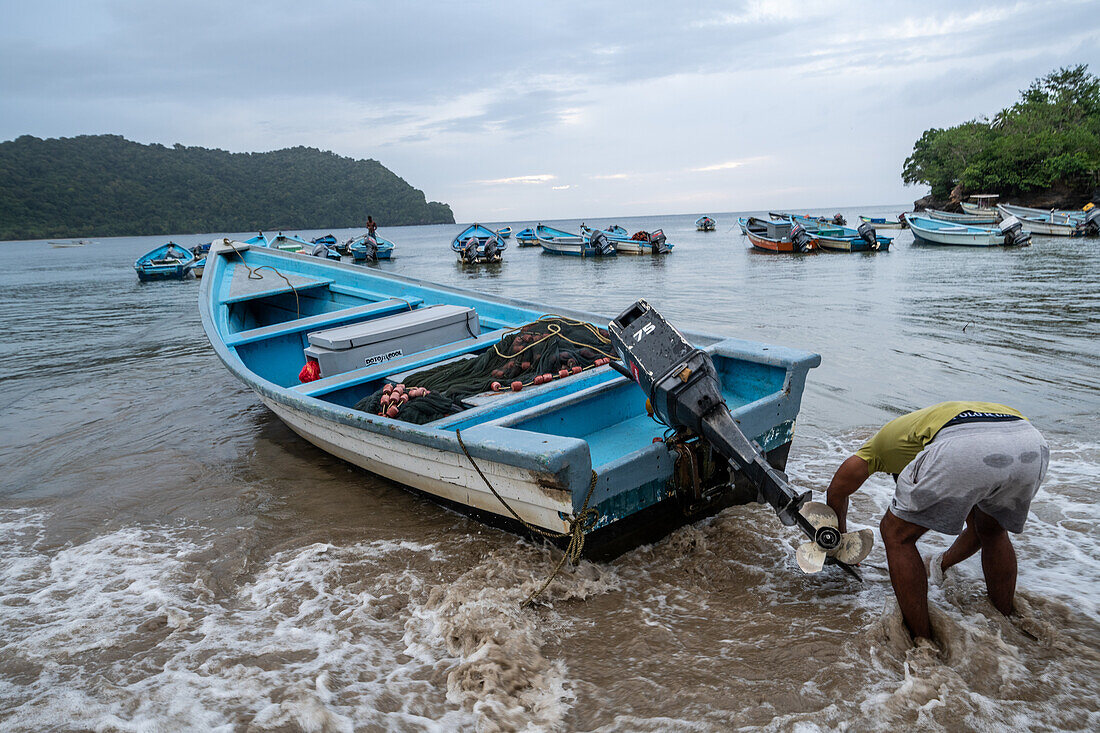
[891,420,1049,534]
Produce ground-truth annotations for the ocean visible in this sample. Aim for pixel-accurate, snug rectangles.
[1,206,1097,731]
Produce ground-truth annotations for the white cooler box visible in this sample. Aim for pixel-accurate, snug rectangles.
[304,305,480,377]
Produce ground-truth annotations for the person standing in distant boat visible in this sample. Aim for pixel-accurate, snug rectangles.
[825,401,1048,642]
[367,215,378,239]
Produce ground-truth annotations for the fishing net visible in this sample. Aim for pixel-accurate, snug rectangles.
[353,316,617,425]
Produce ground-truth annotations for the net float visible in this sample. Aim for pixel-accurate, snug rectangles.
[491,381,502,391]
[511,381,523,391]
[572,366,582,374]
[386,405,399,418]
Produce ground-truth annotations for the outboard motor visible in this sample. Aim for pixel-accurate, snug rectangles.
[650,230,668,254]
[463,237,480,264]
[1080,206,1100,236]
[608,300,872,577]
[856,221,879,250]
[484,236,500,261]
[832,213,847,225]
[310,242,329,258]
[998,215,1032,247]
[590,230,615,256]
[363,236,379,262]
[790,223,814,252]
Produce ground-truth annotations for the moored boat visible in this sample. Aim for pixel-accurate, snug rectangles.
[495,226,512,239]
[858,215,908,230]
[134,241,196,281]
[742,217,816,253]
[349,234,396,262]
[925,208,999,225]
[959,194,999,216]
[268,233,311,252]
[192,258,206,278]
[583,225,671,254]
[536,224,615,257]
[48,240,90,247]
[809,222,892,252]
[907,215,1031,247]
[198,239,821,555]
[696,216,716,231]
[994,204,1084,236]
[452,224,506,264]
[515,227,539,246]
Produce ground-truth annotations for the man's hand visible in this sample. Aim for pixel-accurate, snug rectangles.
[826,455,870,533]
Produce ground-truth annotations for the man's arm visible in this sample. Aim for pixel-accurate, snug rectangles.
[826,455,869,533]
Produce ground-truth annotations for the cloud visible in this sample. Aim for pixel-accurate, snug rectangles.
[475,174,556,185]
[590,173,630,180]
[552,185,571,190]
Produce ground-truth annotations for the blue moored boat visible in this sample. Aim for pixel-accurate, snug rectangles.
[452,224,506,264]
[581,224,671,255]
[349,234,396,261]
[908,215,1031,247]
[198,239,820,554]
[268,233,311,252]
[535,224,616,257]
[696,216,716,231]
[134,242,196,281]
[515,227,539,246]
[495,226,512,239]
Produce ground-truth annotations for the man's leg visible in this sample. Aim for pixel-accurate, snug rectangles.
[973,507,1016,615]
[940,508,981,573]
[880,510,932,640]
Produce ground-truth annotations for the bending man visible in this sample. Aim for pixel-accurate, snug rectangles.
[826,401,1048,641]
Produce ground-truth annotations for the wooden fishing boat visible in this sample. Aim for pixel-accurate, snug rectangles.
[925,208,999,225]
[858,215,908,230]
[994,204,1082,236]
[743,217,816,253]
[134,241,196,281]
[515,228,538,246]
[451,224,506,264]
[907,215,1030,247]
[809,222,892,252]
[582,225,671,255]
[192,258,206,278]
[696,216,716,231]
[198,239,820,555]
[959,194,999,216]
[268,233,311,252]
[535,224,615,257]
[349,234,396,261]
[997,203,1086,221]
[495,226,512,239]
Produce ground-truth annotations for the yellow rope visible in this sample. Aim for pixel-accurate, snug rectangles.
[455,428,599,607]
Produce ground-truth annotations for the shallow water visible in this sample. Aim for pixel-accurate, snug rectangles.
[1,209,1098,731]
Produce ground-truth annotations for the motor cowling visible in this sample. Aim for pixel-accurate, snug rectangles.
[651,230,669,254]
[790,223,814,252]
[484,236,500,260]
[590,230,615,255]
[998,215,1032,247]
[463,237,480,263]
[856,221,879,250]
[832,213,847,225]
[1080,206,1100,236]
[363,236,378,261]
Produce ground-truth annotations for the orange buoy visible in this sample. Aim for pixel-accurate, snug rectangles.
[511,381,523,391]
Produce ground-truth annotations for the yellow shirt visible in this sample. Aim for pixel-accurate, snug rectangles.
[856,401,1025,476]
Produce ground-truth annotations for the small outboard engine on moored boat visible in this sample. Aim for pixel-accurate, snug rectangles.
[856,221,879,250]
[790,223,814,252]
[463,237,480,263]
[590,230,615,256]
[831,213,846,225]
[650,229,669,254]
[1079,206,1100,236]
[363,236,378,262]
[998,215,1032,247]
[483,236,500,261]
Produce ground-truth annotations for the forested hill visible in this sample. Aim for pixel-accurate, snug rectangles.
[0,135,454,240]
[902,65,1100,209]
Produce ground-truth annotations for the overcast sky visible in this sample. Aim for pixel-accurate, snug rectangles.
[2,1,1098,220]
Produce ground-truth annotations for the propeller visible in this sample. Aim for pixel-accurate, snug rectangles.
[795,501,875,574]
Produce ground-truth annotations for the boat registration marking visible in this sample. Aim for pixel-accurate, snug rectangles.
[364,349,403,367]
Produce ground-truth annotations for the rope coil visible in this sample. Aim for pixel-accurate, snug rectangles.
[455,428,599,607]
